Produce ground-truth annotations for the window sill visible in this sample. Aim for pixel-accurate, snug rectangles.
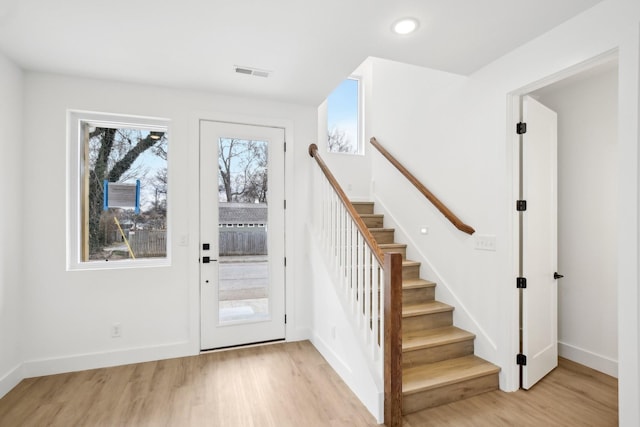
[67,257,170,272]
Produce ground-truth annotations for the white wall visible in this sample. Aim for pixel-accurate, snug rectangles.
[18,72,315,377]
[534,65,618,376]
[362,1,638,424]
[0,53,24,396]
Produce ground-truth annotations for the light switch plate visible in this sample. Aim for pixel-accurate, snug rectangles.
[475,234,496,251]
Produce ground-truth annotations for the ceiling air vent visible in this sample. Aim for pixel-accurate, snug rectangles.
[234,65,271,78]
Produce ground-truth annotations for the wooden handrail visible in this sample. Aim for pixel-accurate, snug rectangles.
[369,137,475,235]
[308,143,385,264]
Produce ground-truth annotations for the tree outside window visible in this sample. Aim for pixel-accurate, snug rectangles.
[69,112,170,267]
[218,138,268,203]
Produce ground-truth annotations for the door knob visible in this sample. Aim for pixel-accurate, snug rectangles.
[554,272,564,279]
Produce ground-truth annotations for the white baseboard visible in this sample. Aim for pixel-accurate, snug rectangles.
[286,327,312,342]
[558,341,618,378]
[310,333,352,381]
[22,341,194,379]
[0,363,24,399]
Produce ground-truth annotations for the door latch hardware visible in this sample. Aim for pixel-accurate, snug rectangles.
[202,256,210,263]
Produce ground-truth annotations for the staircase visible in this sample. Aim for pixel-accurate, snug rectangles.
[353,201,501,415]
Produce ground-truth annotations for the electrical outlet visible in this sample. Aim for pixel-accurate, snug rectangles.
[475,234,497,251]
[111,323,122,338]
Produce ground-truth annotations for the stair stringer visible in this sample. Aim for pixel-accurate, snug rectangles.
[372,196,498,362]
[305,224,384,422]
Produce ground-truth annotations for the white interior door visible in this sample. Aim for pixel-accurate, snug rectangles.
[521,95,559,389]
[200,120,285,350]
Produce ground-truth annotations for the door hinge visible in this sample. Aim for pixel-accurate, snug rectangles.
[516,122,527,134]
[284,257,287,267]
[516,200,527,211]
[284,142,287,152]
[516,354,527,366]
[284,199,287,209]
[284,314,287,324]
[517,277,527,289]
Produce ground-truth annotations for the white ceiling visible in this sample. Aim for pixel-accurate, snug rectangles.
[0,0,603,105]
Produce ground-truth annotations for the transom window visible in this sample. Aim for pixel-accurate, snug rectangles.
[327,76,363,155]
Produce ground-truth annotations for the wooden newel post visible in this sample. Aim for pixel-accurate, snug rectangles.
[384,252,403,426]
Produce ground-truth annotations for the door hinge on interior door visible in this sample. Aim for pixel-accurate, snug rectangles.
[517,277,527,289]
[516,200,527,211]
[516,354,527,366]
[517,122,527,134]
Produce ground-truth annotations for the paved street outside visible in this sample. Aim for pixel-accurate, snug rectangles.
[218,255,269,322]
[218,255,268,300]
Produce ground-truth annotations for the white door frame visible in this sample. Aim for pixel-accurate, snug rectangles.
[505,50,620,391]
[188,112,296,352]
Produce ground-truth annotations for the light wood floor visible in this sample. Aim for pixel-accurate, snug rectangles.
[0,342,617,426]
[0,341,378,427]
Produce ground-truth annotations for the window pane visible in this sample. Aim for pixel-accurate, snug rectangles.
[327,78,360,154]
[218,138,270,323]
[82,124,168,261]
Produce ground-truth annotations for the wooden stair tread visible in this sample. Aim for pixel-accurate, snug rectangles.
[403,326,475,352]
[359,213,384,218]
[378,243,407,249]
[379,243,406,248]
[403,301,453,317]
[403,278,436,290]
[368,227,395,232]
[352,201,374,215]
[403,355,500,395]
[402,259,422,268]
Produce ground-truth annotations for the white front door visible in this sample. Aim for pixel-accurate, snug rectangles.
[521,95,559,388]
[200,120,286,350]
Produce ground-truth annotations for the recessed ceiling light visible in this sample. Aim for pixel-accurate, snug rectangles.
[392,18,419,35]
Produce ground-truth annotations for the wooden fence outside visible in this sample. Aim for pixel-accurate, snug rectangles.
[125,229,266,257]
[219,230,267,255]
[128,230,167,258]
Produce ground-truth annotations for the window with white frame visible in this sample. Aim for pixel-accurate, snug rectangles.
[68,111,169,269]
[327,76,363,155]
